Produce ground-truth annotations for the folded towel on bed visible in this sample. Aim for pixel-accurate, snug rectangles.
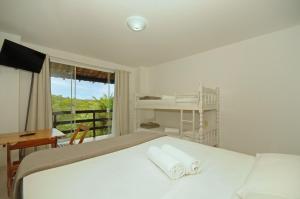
[162,144,201,175]
[140,122,160,129]
[139,96,161,100]
[147,146,185,180]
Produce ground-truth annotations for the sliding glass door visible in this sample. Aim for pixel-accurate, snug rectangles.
[50,62,114,139]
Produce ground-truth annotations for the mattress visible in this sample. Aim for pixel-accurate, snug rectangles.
[23,136,254,199]
[137,98,198,105]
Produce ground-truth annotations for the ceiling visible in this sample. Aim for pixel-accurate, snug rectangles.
[0,0,300,67]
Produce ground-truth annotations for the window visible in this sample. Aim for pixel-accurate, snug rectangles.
[50,62,114,139]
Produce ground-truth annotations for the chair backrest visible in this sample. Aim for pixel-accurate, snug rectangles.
[69,124,89,145]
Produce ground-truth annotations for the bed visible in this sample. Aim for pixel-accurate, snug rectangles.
[17,132,300,199]
[21,134,253,199]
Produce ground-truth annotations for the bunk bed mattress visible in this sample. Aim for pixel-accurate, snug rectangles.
[136,101,201,110]
[137,95,199,107]
[23,136,254,199]
[137,99,177,105]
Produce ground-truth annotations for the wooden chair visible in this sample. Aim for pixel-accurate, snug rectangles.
[68,124,89,145]
[6,137,57,196]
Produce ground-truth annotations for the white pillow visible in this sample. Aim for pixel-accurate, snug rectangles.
[237,153,300,199]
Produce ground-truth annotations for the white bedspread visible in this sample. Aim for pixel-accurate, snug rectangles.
[23,136,254,199]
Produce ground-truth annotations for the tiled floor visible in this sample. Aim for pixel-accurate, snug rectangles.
[0,166,10,199]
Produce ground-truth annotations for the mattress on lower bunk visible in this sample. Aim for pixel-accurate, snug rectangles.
[23,136,254,199]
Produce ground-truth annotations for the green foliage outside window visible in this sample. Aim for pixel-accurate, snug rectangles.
[52,94,113,138]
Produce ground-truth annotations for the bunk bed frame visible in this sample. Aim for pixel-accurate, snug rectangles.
[134,85,220,146]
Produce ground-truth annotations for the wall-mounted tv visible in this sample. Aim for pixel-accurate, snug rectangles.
[0,39,46,73]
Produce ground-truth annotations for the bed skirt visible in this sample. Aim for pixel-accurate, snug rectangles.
[13,132,166,199]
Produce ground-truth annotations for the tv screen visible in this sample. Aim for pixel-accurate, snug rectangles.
[0,39,46,73]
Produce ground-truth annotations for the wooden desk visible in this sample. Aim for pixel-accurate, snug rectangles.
[0,128,65,146]
[1,128,65,196]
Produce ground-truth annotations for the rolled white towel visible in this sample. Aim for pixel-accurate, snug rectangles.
[161,144,201,175]
[147,146,185,180]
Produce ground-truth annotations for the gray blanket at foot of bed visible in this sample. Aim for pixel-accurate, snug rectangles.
[13,132,166,199]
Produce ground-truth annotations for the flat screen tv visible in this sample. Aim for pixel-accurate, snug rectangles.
[0,39,46,73]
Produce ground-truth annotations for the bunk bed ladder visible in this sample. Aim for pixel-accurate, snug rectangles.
[198,86,204,144]
[180,110,196,139]
[215,87,220,147]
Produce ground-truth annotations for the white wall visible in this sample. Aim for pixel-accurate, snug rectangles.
[0,32,22,166]
[147,25,300,155]
[0,32,21,134]
[135,67,151,93]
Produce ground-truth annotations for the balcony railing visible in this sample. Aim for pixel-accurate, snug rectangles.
[53,109,113,138]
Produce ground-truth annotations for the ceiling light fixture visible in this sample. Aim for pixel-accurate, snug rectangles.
[126,16,147,32]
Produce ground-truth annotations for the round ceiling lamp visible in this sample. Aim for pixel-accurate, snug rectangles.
[126,16,147,32]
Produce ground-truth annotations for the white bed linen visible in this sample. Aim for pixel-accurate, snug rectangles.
[23,136,254,199]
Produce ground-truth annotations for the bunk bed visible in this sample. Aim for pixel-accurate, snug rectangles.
[134,85,220,146]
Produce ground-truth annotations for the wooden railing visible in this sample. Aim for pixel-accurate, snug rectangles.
[52,109,112,137]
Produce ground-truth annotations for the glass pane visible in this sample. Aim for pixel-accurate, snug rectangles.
[50,63,76,137]
[75,67,114,138]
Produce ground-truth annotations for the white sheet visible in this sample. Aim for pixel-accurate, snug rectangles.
[23,136,254,199]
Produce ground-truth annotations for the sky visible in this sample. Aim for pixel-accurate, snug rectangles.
[51,77,114,100]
